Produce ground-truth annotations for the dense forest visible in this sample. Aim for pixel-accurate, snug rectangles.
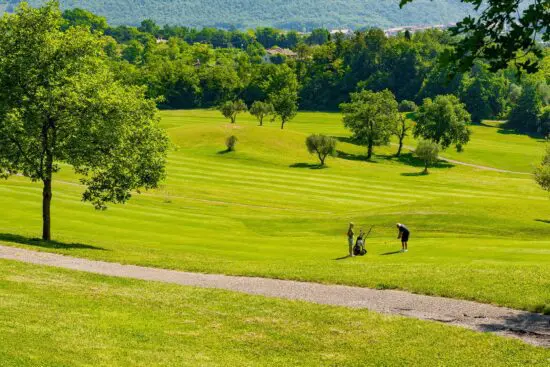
[0,0,473,29]
[4,4,550,136]
[55,6,547,135]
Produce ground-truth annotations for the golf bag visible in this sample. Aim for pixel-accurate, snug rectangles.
[353,239,367,256]
[353,226,372,256]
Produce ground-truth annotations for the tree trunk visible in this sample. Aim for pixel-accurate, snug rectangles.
[396,139,403,157]
[42,178,52,241]
[259,116,263,126]
[367,142,373,160]
[423,162,429,175]
[41,119,54,241]
[319,153,325,166]
[281,119,285,129]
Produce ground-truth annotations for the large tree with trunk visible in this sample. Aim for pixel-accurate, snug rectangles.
[0,1,169,241]
[341,89,399,160]
[413,95,471,151]
[393,114,411,157]
[270,88,298,129]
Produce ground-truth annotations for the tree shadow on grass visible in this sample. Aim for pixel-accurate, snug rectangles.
[334,136,357,145]
[535,219,550,225]
[401,172,428,177]
[335,150,371,163]
[497,127,545,141]
[289,163,326,170]
[380,153,454,169]
[217,149,233,155]
[380,251,402,256]
[0,233,107,251]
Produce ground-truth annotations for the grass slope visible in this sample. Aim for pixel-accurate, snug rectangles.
[1,110,549,312]
[1,259,548,366]
[13,0,473,29]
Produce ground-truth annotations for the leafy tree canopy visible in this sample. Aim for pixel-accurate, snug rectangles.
[250,101,275,126]
[415,140,439,174]
[0,1,169,240]
[270,87,298,129]
[401,0,550,74]
[219,100,248,124]
[413,94,471,151]
[305,134,337,166]
[341,89,399,159]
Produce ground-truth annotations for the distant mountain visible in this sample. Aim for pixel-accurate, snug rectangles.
[3,0,472,30]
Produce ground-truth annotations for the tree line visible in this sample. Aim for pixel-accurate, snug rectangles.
[59,9,550,136]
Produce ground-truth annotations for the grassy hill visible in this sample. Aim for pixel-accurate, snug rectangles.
[1,110,549,314]
[6,0,472,29]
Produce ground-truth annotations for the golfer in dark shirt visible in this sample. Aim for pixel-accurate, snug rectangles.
[396,223,410,253]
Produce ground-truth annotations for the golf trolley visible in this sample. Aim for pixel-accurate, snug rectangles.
[353,226,373,256]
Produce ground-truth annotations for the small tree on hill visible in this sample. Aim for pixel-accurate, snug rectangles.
[340,89,399,160]
[414,95,471,152]
[270,88,298,129]
[393,115,411,157]
[535,146,550,194]
[305,134,337,166]
[250,101,274,126]
[225,136,238,152]
[0,2,169,241]
[415,141,439,175]
[219,100,247,124]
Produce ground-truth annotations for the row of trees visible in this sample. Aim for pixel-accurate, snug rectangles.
[342,90,471,159]
[219,90,298,130]
[220,88,469,172]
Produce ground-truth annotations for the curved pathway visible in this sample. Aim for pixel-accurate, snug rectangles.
[392,144,530,175]
[0,245,548,347]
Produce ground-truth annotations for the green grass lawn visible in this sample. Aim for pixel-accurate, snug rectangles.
[411,119,546,173]
[1,259,548,366]
[1,109,550,312]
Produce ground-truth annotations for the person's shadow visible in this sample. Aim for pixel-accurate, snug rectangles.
[380,251,402,256]
[334,255,352,260]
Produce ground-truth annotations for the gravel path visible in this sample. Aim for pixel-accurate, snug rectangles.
[1,245,548,347]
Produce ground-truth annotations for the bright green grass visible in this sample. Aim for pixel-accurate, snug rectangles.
[410,119,546,173]
[1,109,550,312]
[1,259,548,366]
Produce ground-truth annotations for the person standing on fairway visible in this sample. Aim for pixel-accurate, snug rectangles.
[396,223,410,252]
[347,223,355,257]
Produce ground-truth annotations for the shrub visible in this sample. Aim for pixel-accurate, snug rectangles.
[415,140,439,174]
[219,100,247,124]
[398,100,417,113]
[305,134,337,166]
[250,101,275,126]
[225,135,238,151]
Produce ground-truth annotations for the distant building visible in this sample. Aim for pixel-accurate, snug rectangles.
[383,23,455,37]
[156,38,168,44]
[262,47,298,63]
[329,29,353,38]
